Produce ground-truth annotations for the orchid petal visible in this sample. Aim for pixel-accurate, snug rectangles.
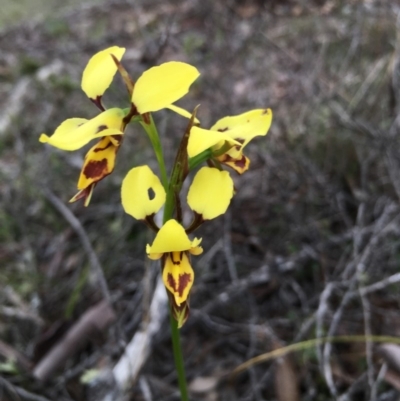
[211,108,272,148]
[217,153,250,174]
[39,108,125,151]
[81,46,126,99]
[146,219,202,255]
[163,252,194,306]
[165,104,200,123]
[187,126,240,158]
[77,137,119,190]
[187,167,234,220]
[132,62,199,114]
[121,165,166,220]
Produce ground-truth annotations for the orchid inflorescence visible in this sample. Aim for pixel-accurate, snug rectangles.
[40,46,272,328]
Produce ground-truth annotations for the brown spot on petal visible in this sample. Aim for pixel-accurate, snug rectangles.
[262,108,271,115]
[218,153,249,174]
[83,158,108,179]
[167,273,177,292]
[234,156,247,169]
[93,141,113,153]
[218,127,228,132]
[147,187,155,200]
[219,147,240,163]
[166,252,192,297]
[171,252,183,265]
[177,273,192,297]
[166,272,192,297]
[96,125,108,133]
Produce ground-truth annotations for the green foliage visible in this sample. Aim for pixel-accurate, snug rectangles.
[43,18,70,37]
[49,75,79,94]
[182,32,206,57]
[0,359,18,375]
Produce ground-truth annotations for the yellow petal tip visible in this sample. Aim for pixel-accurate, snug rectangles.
[39,134,49,143]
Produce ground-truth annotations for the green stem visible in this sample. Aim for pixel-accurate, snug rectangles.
[163,190,190,401]
[188,149,212,171]
[169,311,190,401]
[140,115,169,190]
[188,141,233,171]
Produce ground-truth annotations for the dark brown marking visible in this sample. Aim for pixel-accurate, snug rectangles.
[147,187,155,200]
[142,113,150,125]
[170,252,183,265]
[90,96,105,112]
[111,134,123,145]
[96,125,108,134]
[123,104,139,124]
[177,273,192,296]
[166,272,192,297]
[167,273,177,292]
[83,159,108,179]
[217,127,228,132]
[70,184,96,205]
[71,188,87,202]
[234,156,247,169]
[219,154,232,163]
[93,141,113,153]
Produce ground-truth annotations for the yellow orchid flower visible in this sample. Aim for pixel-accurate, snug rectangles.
[69,136,121,206]
[39,108,125,206]
[39,46,199,205]
[187,167,234,220]
[82,46,200,119]
[187,108,273,174]
[146,219,203,306]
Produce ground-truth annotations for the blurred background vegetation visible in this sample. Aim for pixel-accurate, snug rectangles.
[0,0,105,28]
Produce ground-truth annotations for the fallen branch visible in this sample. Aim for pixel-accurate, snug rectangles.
[33,300,116,381]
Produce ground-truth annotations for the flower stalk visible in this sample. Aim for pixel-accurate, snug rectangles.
[140,114,169,189]
[169,312,190,401]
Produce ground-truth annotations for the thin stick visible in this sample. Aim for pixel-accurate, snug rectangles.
[231,335,400,377]
[42,189,111,303]
[0,375,52,401]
